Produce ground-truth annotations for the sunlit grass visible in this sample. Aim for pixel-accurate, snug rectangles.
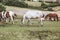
[0,19,60,40]
[0,19,60,32]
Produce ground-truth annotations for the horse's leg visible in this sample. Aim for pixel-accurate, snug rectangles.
[38,17,43,26]
[40,18,44,26]
[5,18,8,23]
[21,18,24,25]
[49,17,51,21]
[0,17,1,21]
[57,16,58,21]
[54,17,55,21]
[28,18,32,25]
[10,16,14,24]
[9,18,11,22]
[21,17,25,25]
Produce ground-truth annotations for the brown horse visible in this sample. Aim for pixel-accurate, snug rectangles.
[45,13,58,21]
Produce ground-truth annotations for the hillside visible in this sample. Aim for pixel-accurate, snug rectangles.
[6,6,30,16]
[6,6,60,17]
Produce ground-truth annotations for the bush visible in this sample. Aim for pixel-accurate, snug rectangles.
[0,5,6,12]
[47,7,53,11]
[41,2,48,9]
[45,1,54,3]
[3,0,28,8]
[0,0,2,2]
[41,2,60,9]
[49,3,60,7]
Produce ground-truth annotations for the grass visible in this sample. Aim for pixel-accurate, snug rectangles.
[0,19,60,40]
[0,19,60,32]
[25,1,41,7]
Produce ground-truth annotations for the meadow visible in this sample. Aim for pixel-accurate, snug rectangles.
[0,19,60,40]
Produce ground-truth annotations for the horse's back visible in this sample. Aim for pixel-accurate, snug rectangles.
[9,11,15,16]
[24,10,43,18]
[48,13,58,17]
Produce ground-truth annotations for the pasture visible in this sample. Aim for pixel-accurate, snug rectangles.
[0,19,60,40]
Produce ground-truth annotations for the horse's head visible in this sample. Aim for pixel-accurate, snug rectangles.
[6,11,10,18]
[45,14,49,20]
[14,13,17,17]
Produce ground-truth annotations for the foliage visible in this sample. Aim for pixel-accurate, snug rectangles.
[47,7,53,11]
[0,0,2,2]
[2,0,28,8]
[41,2,60,9]
[0,5,6,12]
[41,2,48,9]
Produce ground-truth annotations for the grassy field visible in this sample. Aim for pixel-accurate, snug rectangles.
[25,1,41,7]
[0,19,60,32]
[0,19,60,40]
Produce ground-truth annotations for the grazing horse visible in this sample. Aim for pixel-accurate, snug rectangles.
[45,13,58,21]
[2,11,17,24]
[21,10,45,26]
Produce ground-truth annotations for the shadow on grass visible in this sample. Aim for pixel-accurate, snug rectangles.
[0,25,5,27]
[20,24,44,27]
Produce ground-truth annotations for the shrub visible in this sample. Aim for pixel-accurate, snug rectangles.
[49,3,60,7]
[0,0,2,2]
[47,7,53,11]
[3,0,28,8]
[41,2,60,9]
[41,2,48,9]
[0,5,6,12]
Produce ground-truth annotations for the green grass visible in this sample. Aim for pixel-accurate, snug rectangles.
[0,19,60,32]
[0,19,60,40]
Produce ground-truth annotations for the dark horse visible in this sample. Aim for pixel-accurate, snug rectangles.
[45,13,58,21]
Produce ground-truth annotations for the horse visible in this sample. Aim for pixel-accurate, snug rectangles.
[45,13,58,21]
[1,11,17,24]
[21,10,45,26]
